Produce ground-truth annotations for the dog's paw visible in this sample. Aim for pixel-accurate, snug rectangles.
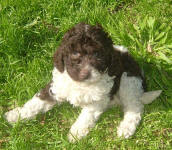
[68,133,79,143]
[68,125,89,143]
[117,121,136,138]
[4,107,21,123]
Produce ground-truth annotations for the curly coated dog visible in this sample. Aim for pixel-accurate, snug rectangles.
[5,23,161,142]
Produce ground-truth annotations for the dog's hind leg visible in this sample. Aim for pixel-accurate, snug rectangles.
[5,81,58,123]
[117,72,144,138]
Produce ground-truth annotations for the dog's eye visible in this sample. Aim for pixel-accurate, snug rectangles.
[71,52,82,64]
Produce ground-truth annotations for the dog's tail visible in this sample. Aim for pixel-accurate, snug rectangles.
[140,90,162,104]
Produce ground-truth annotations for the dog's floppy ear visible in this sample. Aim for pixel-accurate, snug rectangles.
[53,48,64,72]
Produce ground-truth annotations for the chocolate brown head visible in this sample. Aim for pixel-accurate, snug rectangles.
[53,23,115,82]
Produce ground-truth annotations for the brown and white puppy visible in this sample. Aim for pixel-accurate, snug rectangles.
[5,23,161,142]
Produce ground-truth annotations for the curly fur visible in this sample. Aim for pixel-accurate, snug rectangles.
[5,23,161,142]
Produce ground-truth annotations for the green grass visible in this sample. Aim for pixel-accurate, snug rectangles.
[0,0,172,149]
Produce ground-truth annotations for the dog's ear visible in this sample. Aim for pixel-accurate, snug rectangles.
[53,48,64,72]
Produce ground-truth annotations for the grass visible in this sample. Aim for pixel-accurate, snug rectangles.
[0,0,172,149]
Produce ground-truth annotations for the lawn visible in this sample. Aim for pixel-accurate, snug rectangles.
[0,0,172,149]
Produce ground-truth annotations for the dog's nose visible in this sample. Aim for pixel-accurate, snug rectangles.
[79,69,91,80]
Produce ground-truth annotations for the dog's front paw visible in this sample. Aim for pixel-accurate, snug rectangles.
[117,121,136,138]
[68,125,89,143]
[4,107,21,123]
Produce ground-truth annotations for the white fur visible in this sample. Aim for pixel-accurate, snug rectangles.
[117,72,144,138]
[5,47,161,142]
[140,90,162,104]
[5,95,56,123]
[51,68,115,107]
[68,103,105,142]
[113,45,128,53]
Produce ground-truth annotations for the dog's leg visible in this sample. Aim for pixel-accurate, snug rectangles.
[117,72,144,138]
[5,95,57,123]
[5,81,59,123]
[117,101,143,138]
[68,102,107,142]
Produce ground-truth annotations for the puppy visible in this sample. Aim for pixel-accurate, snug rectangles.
[5,23,161,142]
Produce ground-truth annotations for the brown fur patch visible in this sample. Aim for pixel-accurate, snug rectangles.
[37,81,55,102]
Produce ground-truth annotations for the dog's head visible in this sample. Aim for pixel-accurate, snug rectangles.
[53,23,115,82]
